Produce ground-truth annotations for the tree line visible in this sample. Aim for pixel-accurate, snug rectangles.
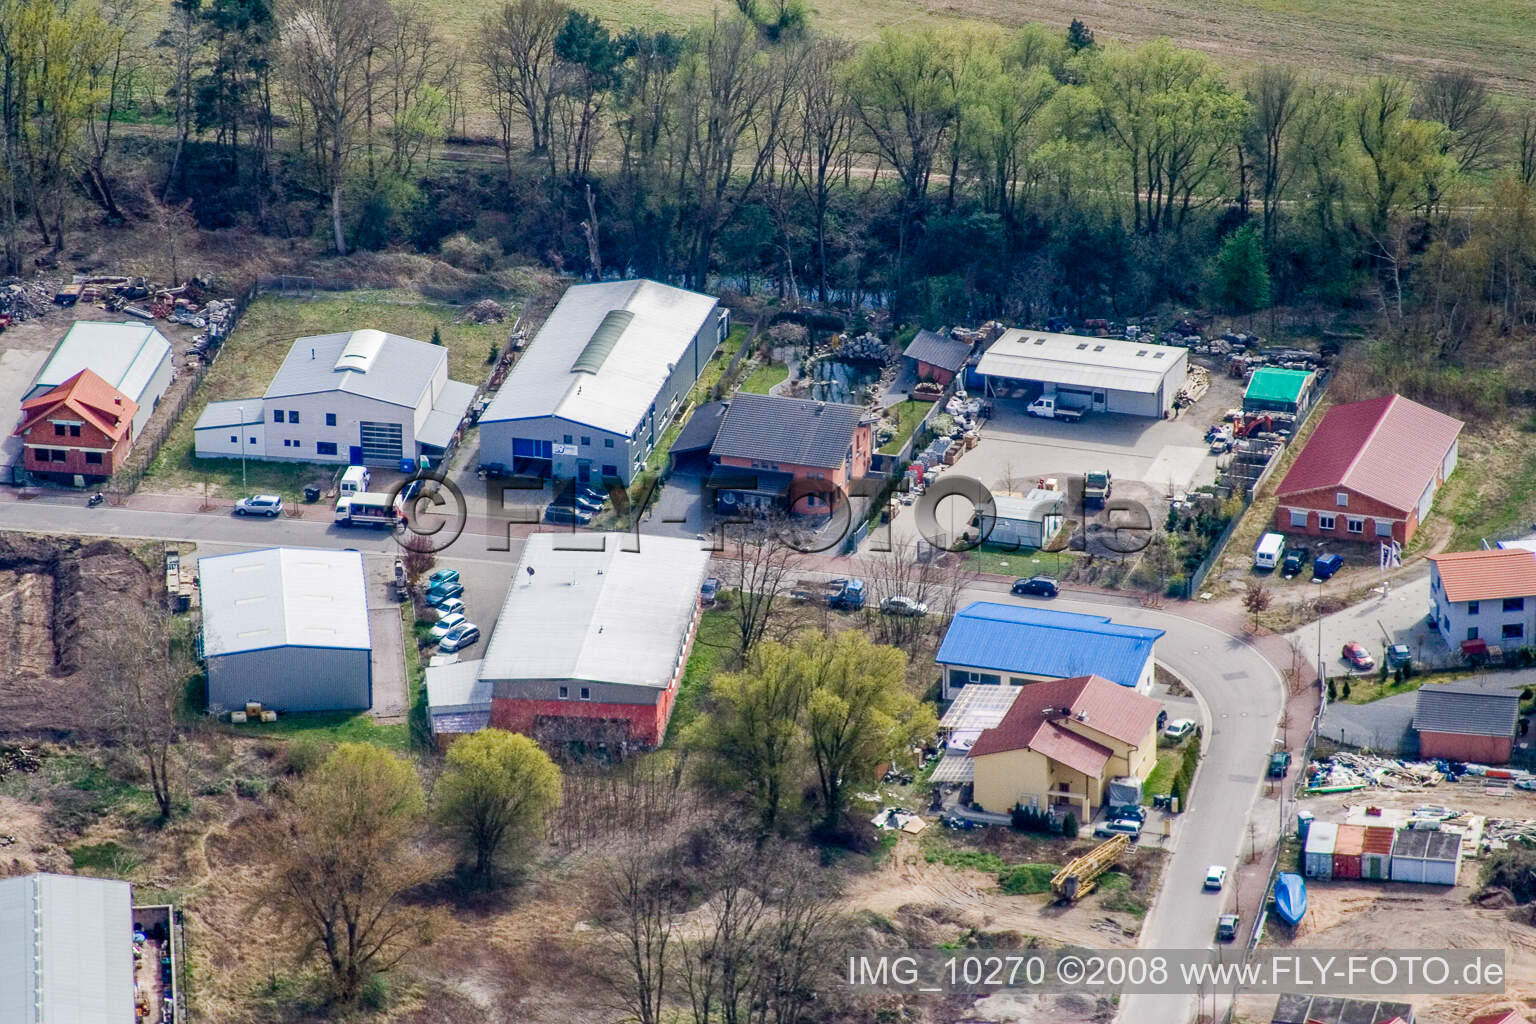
[2,0,1534,345]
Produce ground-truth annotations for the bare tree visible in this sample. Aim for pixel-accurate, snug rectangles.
[784,37,854,302]
[1243,578,1271,632]
[1413,70,1509,173]
[84,601,190,822]
[716,517,806,657]
[595,835,682,1024]
[1514,107,1536,189]
[860,536,972,658]
[478,0,568,171]
[1244,65,1304,248]
[280,0,388,254]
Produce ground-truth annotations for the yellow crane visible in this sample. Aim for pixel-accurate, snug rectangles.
[1050,833,1129,901]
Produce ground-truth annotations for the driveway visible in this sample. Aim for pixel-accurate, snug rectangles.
[1286,564,1453,680]
[0,347,48,474]
[1320,667,1536,753]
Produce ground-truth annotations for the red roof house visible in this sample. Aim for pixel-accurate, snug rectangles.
[968,674,1162,819]
[1274,395,1462,546]
[1467,1010,1527,1024]
[13,369,138,481]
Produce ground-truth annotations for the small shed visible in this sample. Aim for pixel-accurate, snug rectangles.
[903,329,972,386]
[1413,683,1520,764]
[1360,825,1396,880]
[1243,366,1317,417]
[974,488,1065,550]
[1389,827,1462,885]
[1303,820,1338,879]
[1332,824,1366,880]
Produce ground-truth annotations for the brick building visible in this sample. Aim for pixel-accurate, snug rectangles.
[1274,394,1462,546]
[14,369,138,482]
[1413,683,1519,764]
[708,392,872,516]
[477,533,712,750]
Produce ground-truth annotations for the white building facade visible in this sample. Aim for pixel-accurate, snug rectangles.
[193,329,475,467]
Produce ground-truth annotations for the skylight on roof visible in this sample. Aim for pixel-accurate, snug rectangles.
[1076,343,1088,350]
[1034,338,1046,345]
[1154,351,1165,358]
[1093,345,1105,352]
[1136,349,1148,356]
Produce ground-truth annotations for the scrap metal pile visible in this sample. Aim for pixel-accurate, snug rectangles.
[0,744,43,779]
[0,280,56,323]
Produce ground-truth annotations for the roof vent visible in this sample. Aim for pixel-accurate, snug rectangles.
[1075,710,1089,723]
[573,309,635,375]
[335,329,386,374]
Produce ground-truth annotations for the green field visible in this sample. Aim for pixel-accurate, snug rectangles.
[739,361,789,396]
[422,0,1536,100]
[142,291,507,499]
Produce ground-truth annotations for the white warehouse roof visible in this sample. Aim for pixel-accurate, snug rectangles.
[482,280,718,437]
[264,329,447,409]
[977,329,1186,394]
[479,532,711,689]
[0,873,135,1024]
[199,547,371,657]
[32,321,172,405]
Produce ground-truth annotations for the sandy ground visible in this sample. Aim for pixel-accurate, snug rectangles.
[844,834,1142,949]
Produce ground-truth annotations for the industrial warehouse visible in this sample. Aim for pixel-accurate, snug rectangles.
[973,328,1190,418]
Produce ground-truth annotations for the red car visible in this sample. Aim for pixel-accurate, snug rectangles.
[1341,642,1375,671]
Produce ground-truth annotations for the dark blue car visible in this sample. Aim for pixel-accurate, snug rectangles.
[1312,553,1344,581]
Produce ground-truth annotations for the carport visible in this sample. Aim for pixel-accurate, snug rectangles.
[973,329,1188,418]
[667,400,728,474]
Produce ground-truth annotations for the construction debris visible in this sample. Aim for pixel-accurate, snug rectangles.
[0,280,56,322]
[1306,752,1446,792]
[0,745,43,778]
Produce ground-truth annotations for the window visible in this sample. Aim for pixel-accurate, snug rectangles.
[1504,597,1525,612]
[49,449,67,462]
[558,686,569,699]
[325,413,337,427]
[580,687,591,700]
[250,436,257,445]
[85,452,102,465]
[53,423,65,435]
[316,442,338,456]
[288,410,299,423]
[604,438,614,448]
[68,425,80,437]
[563,434,573,445]
[1467,627,1479,641]
[1319,514,1336,531]
[273,410,284,423]
[1335,492,1349,507]
[1346,517,1364,534]
[1375,520,1392,537]
[229,435,237,444]
[965,672,1001,685]
[1504,623,1525,640]
[580,436,591,446]
[1468,601,1480,615]
[1289,509,1308,528]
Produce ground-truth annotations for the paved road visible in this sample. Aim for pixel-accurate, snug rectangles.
[2,492,1288,1024]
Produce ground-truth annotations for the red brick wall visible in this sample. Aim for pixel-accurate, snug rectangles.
[22,432,128,477]
[1274,486,1415,544]
[916,361,955,385]
[1417,731,1512,764]
[491,697,665,746]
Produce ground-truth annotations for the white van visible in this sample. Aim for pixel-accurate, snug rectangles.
[1254,532,1286,571]
[340,466,371,495]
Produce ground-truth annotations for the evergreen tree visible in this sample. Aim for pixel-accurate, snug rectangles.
[1213,224,1273,312]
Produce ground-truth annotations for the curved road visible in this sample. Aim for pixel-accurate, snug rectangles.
[0,495,1286,1024]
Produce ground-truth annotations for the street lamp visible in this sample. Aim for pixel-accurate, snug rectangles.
[1313,576,1325,695]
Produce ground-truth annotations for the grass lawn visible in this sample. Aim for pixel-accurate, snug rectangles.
[878,399,930,456]
[664,608,736,745]
[738,361,789,395]
[221,710,410,751]
[963,543,1077,578]
[1142,750,1181,802]
[141,291,509,499]
[1337,667,1485,704]
[1441,424,1536,550]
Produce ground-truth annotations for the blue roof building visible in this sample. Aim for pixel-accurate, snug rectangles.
[936,602,1163,700]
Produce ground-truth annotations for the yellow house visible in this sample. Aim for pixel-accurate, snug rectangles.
[969,674,1161,819]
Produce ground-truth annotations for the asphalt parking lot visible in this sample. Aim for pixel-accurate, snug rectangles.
[891,361,1241,549]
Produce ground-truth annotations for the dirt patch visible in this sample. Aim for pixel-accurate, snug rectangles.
[845,834,1142,948]
[0,535,155,737]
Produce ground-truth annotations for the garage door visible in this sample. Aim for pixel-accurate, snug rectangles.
[359,421,404,463]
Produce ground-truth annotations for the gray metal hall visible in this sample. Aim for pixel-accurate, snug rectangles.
[198,547,373,713]
[974,329,1189,418]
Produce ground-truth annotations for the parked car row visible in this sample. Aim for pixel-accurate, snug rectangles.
[1257,532,1344,580]
[545,484,611,526]
[424,568,480,653]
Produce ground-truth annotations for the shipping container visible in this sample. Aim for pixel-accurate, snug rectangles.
[1332,824,1366,880]
[1389,828,1462,885]
[1361,826,1395,881]
[1304,820,1338,879]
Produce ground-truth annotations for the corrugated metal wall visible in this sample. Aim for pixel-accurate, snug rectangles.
[208,645,371,712]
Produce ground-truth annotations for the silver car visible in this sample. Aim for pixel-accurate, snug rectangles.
[234,494,282,517]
